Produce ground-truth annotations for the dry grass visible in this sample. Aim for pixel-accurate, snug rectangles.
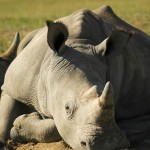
[0,0,149,53]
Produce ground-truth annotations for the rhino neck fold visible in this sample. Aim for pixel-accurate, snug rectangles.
[66,38,96,46]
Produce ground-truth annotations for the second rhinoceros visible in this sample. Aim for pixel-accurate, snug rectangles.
[0,33,20,95]
[0,5,150,150]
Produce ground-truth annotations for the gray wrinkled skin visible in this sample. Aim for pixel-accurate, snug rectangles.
[1,5,150,150]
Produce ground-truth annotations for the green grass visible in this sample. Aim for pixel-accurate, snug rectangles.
[0,0,150,53]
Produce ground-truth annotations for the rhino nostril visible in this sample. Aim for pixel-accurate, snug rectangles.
[81,141,87,147]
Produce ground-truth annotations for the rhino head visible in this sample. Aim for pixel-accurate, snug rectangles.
[46,21,131,149]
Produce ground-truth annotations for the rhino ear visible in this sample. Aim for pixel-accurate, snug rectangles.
[95,30,132,57]
[46,21,68,53]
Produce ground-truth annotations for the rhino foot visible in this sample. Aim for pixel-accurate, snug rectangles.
[10,112,62,143]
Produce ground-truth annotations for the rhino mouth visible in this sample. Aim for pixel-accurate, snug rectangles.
[79,125,127,146]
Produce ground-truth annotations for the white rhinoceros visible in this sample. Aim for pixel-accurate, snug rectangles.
[0,5,150,150]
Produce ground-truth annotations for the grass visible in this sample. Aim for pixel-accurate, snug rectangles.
[0,0,150,53]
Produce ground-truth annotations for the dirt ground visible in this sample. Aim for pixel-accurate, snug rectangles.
[3,139,150,150]
[4,140,73,150]
[4,140,150,150]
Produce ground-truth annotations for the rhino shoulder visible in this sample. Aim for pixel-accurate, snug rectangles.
[2,28,48,104]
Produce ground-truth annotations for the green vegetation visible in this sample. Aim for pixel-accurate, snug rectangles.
[0,0,149,53]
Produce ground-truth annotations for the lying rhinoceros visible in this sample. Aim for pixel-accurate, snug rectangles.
[0,33,20,95]
[0,5,150,150]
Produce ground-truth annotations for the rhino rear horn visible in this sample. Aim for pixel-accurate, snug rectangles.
[82,85,99,99]
[46,21,68,53]
[1,32,20,61]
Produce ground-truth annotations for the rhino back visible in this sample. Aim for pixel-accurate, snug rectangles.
[93,5,150,41]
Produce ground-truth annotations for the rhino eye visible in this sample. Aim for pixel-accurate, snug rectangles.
[65,104,72,115]
[65,102,76,119]
[65,105,70,110]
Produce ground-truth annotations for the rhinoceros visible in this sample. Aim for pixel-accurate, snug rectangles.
[0,5,150,149]
[0,33,20,95]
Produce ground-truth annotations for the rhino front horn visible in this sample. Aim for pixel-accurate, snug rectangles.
[99,82,115,121]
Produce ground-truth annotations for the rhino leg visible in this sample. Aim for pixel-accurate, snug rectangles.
[0,92,34,148]
[11,112,62,143]
[0,92,19,146]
